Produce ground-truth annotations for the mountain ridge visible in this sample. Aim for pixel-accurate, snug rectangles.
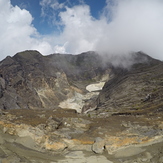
[0,50,111,111]
[95,52,163,116]
[0,50,162,113]
[0,50,163,162]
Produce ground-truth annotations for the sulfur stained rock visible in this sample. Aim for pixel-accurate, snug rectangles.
[0,50,110,111]
[44,138,67,151]
[1,156,21,163]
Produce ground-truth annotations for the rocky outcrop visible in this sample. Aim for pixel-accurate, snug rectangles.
[95,52,163,115]
[92,137,105,154]
[1,50,160,114]
[0,50,110,112]
[0,108,163,162]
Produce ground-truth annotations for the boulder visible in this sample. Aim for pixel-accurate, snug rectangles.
[92,137,105,154]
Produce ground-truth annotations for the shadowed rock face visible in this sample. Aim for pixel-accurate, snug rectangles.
[0,50,163,113]
[0,50,110,111]
[96,52,163,115]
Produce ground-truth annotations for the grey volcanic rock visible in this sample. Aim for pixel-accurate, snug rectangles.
[96,52,163,115]
[92,137,105,154]
[0,50,163,163]
[1,50,163,114]
[0,50,110,110]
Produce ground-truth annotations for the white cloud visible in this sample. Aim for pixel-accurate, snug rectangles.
[58,5,98,53]
[54,44,66,53]
[1,0,163,62]
[0,0,54,60]
[40,0,65,26]
[97,0,163,59]
[56,0,163,60]
[40,0,64,12]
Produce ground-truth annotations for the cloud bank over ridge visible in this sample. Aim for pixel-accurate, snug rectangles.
[0,0,163,61]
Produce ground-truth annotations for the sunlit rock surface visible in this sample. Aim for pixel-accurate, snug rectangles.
[0,51,163,162]
[0,50,110,111]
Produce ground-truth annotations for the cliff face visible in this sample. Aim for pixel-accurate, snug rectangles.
[1,50,163,114]
[0,50,110,112]
[95,52,163,115]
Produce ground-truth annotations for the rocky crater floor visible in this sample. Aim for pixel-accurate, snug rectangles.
[0,51,163,162]
[0,108,163,163]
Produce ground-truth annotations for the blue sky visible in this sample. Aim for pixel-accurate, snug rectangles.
[10,0,107,35]
[1,0,163,61]
[11,0,44,33]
